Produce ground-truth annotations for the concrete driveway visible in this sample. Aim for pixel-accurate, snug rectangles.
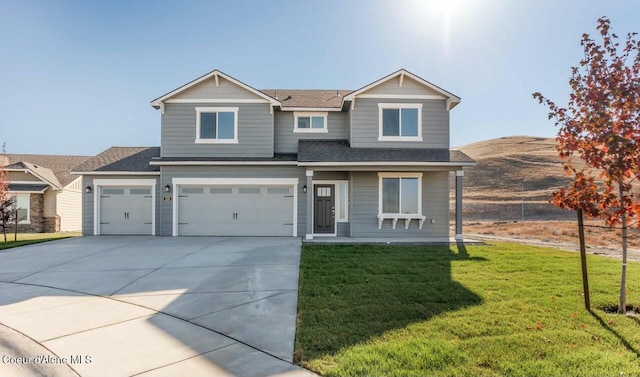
[0,236,314,377]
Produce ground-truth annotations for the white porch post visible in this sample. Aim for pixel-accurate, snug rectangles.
[455,170,464,241]
[306,170,314,240]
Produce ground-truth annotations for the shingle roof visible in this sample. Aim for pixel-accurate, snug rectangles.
[73,147,160,172]
[259,90,353,108]
[151,154,297,162]
[1,153,91,187]
[8,183,49,192]
[298,140,475,164]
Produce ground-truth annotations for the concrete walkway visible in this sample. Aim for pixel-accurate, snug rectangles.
[0,236,314,377]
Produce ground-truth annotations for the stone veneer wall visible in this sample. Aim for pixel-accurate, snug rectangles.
[43,216,61,233]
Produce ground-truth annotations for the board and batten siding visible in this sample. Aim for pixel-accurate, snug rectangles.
[274,111,348,154]
[162,103,274,158]
[349,98,450,149]
[170,76,266,101]
[160,166,307,236]
[362,75,443,96]
[82,175,161,235]
[349,171,450,238]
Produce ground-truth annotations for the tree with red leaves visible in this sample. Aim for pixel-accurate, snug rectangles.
[0,163,16,242]
[534,17,640,314]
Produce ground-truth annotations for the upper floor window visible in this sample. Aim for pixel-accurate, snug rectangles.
[294,112,328,133]
[195,107,239,144]
[378,103,423,141]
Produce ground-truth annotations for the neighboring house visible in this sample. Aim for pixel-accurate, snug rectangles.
[1,154,91,232]
[74,69,474,240]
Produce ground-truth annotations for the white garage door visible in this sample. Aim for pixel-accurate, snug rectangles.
[177,185,294,236]
[100,187,153,235]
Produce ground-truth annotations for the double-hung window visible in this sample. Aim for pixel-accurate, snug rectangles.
[16,194,30,224]
[195,107,239,144]
[378,173,422,215]
[378,103,423,141]
[294,112,328,133]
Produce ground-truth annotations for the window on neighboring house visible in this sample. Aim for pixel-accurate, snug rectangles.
[195,107,239,144]
[294,112,328,133]
[378,103,423,141]
[379,173,422,215]
[16,194,30,224]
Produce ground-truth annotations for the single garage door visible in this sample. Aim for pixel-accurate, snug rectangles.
[100,187,153,235]
[177,185,294,236]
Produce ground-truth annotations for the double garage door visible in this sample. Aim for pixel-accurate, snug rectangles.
[177,185,295,236]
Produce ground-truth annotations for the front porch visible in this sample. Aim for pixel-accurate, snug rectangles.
[302,168,468,241]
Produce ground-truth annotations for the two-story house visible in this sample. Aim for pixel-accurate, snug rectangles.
[73,69,474,240]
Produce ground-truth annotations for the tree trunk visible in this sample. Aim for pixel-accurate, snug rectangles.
[14,207,17,242]
[618,185,628,314]
[577,209,590,310]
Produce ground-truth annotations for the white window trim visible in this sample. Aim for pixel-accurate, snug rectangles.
[377,103,423,141]
[293,112,328,133]
[195,107,239,144]
[171,177,299,237]
[92,179,156,236]
[378,172,425,229]
[378,172,423,216]
[15,194,30,224]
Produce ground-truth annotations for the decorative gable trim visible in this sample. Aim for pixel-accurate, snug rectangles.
[343,69,461,110]
[151,70,281,109]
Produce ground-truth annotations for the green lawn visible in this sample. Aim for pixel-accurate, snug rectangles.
[295,242,640,376]
[0,232,81,250]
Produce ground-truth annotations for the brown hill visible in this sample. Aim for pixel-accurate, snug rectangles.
[455,136,578,220]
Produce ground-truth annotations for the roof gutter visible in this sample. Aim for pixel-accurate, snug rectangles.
[298,161,476,167]
[71,171,161,175]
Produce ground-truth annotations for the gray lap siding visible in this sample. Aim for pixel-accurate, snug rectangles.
[349,171,450,238]
[162,103,274,158]
[160,166,307,236]
[350,98,450,149]
[274,111,348,154]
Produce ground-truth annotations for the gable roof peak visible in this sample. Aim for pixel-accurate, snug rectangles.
[150,69,280,108]
[343,69,461,110]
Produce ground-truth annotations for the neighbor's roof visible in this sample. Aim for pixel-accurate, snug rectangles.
[259,90,353,109]
[72,147,160,172]
[8,183,49,193]
[298,140,475,165]
[2,154,91,187]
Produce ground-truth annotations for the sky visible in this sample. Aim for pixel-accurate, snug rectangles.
[0,0,638,156]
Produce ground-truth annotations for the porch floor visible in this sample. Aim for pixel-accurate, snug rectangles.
[302,237,483,245]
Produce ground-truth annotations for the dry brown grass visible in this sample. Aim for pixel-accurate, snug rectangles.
[456,136,585,202]
[465,220,640,249]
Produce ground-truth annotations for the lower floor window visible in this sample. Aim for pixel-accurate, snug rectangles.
[16,194,30,223]
[379,174,422,214]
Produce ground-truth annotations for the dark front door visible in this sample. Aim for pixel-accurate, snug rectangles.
[314,184,335,234]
